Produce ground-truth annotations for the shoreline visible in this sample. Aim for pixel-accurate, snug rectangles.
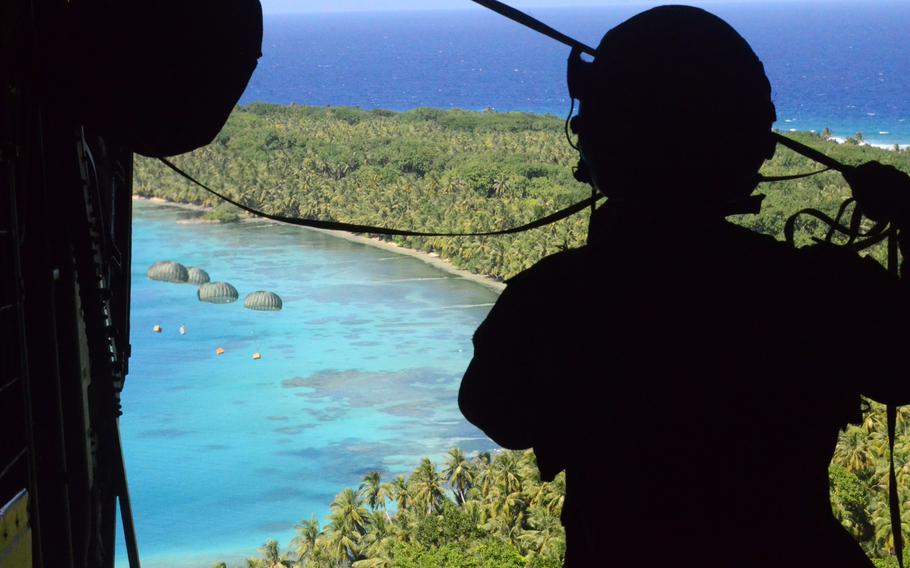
[133,195,506,293]
[827,135,909,151]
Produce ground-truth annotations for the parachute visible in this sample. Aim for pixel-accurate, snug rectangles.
[147,261,189,283]
[197,281,239,304]
[187,267,211,285]
[243,290,283,311]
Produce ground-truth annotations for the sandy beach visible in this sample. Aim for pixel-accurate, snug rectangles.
[133,195,506,293]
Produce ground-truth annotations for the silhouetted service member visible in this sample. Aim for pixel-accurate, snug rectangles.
[460,6,909,567]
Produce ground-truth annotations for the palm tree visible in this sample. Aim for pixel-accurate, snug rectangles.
[351,558,392,568]
[491,451,523,496]
[389,474,410,513]
[321,527,359,567]
[324,487,369,564]
[835,427,877,477]
[518,507,566,561]
[359,471,390,515]
[329,487,369,534]
[862,408,884,434]
[480,515,522,545]
[545,472,566,515]
[472,452,494,499]
[357,510,396,564]
[409,458,446,515]
[462,499,486,526]
[257,539,289,568]
[443,448,474,506]
[530,471,565,516]
[290,515,320,564]
[488,482,526,530]
[301,540,336,568]
[871,499,910,557]
[517,449,541,483]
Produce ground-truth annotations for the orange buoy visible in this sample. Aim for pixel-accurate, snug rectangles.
[215,347,225,355]
[153,325,162,333]
[252,352,261,360]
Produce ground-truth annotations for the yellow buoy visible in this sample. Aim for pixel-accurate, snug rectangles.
[252,352,261,360]
[153,325,162,333]
[215,347,225,355]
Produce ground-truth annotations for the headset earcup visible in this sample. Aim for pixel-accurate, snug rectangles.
[574,158,592,184]
[569,115,582,135]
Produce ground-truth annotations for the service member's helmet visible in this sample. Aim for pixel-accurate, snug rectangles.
[568,6,777,208]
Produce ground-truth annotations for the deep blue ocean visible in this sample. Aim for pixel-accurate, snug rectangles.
[241,2,910,145]
[123,3,910,566]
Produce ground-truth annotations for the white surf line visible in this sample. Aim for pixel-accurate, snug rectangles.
[375,256,409,261]
[436,302,497,310]
[370,277,455,283]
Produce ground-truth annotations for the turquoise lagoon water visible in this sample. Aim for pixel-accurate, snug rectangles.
[120,201,498,566]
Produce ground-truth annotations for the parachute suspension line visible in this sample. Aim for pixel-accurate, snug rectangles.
[469,0,596,56]
[758,167,830,183]
[586,187,597,245]
[888,223,904,568]
[157,156,602,238]
[159,134,838,243]
[565,96,578,151]
[760,132,843,182]
[772,131,847,172]
[784,197,891,252]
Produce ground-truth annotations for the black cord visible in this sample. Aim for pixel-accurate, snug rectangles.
[159,148,831,241]
[158,157,602,238]
[758,167,830,182]
[565,97,578,151]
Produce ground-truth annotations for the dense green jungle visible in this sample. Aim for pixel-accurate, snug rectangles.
[133,104,910,567]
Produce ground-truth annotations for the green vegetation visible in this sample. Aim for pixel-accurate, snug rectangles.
[224,449,564,568]
[134,104,910,280]
[135,105,909,278]
[829,404,910,561]
[223,404,910,567]
[203,202,243,223]
[134,104,910,564]
[218,403,910,568]
[134,104,591,279]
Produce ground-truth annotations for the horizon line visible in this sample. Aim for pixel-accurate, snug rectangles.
[261,0,885,16]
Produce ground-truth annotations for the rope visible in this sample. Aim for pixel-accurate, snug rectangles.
[758,167,830,182]
[470,0,597,56]
[785,199,904,567]
[889,225,905,568]
[772,132,848,173]
[158,157,601,237]
[159,136,830,241]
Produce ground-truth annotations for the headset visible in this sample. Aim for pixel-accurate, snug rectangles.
[565,44,779,189]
